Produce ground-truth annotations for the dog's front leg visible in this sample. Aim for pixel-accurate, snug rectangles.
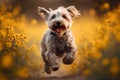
[45,48,60,72]
[63,37,77,64]
[63,44,77,64]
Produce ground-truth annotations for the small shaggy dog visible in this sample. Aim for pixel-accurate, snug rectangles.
[38,6,80,74]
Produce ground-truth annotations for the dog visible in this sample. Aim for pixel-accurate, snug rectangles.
[38,6,80,74]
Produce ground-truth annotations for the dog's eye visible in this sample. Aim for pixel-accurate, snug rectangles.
[62,15,67,19]
[62,14,70,22]
[50,14,56,20]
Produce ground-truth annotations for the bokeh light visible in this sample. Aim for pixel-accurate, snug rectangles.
[0,0,120,80]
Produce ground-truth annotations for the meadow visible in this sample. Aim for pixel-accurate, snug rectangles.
[0,2,120,80]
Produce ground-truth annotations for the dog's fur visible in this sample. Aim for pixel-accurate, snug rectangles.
[38,6,80,74]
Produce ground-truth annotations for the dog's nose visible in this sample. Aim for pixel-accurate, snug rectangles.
[56,21,61,26]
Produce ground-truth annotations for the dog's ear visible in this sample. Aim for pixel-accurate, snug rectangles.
[38,7,50,19]
[67,6,80,17]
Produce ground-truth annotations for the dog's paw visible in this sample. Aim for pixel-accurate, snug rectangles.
[52,64,59,71]
[51,60,60,71]
[63,54,75,64]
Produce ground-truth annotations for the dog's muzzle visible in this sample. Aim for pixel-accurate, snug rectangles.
[52,21,66,33]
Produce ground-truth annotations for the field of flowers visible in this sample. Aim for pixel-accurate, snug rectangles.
[0,2,120,80]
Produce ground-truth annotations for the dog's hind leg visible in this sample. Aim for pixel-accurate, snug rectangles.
[44,61,51,74]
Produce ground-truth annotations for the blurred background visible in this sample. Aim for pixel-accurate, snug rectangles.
[0,0,120,19]
[0,0,120,80]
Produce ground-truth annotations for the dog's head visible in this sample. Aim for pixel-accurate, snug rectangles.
[38,6,80,37]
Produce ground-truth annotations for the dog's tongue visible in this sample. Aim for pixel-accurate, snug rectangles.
[56,28,62,33]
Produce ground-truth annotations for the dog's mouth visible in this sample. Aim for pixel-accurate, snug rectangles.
[52,25,66,33]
